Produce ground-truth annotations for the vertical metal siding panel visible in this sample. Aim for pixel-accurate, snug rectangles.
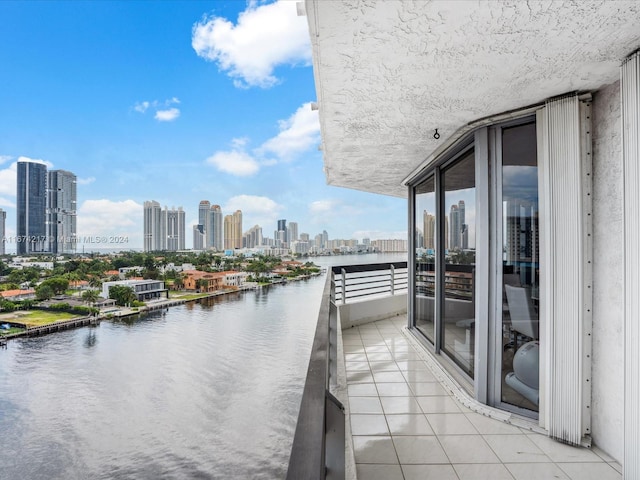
[622,51,640,480]
[546,95,584,445]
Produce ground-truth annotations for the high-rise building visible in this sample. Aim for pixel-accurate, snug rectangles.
[143,200,163,251]
[193,224,205,251]
[211,204,223,251]
[164,206,185,251]
[17,159,48,254]
[198,200,211,249]
[47,169,77,254]
[0,209,6,255]
[224,210,242,250]
[288,221,299,243]
[244,225,263,248]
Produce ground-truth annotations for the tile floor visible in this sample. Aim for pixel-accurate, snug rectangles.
[341,316,622,480]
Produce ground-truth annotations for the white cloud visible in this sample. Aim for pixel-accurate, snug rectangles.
[17,156,53,168]
[0,162,17,197]
[0,155,13,165]
[77,176,96,185]
[192,0,311,88]
[133,98,181,121]
[309,199,343,214]
[205,102,319,175]
[259,103,319,160]
[224,194,283,229]
[206,149,259,176]
[77,199,143,249]
[134,101,151,113]
[155,108,181,122]
[0,196,15,209]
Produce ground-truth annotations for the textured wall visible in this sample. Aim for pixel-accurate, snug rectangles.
[308,1,640,197]
[591,81,624,462]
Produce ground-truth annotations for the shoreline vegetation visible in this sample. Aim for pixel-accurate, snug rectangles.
[0,268,324,343]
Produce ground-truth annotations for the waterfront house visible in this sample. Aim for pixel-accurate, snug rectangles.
[100,279,168,302]
[296,1,640,478]
[182,270,246,292]
[182,270,226,292]
[0,289,35,302]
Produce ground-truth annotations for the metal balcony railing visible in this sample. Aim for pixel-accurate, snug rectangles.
[331,261,408,304]
[286,261,408,480]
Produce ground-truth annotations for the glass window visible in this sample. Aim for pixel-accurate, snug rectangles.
[415,176,435,344]
[442,150,476,378]
[500,122,539,412]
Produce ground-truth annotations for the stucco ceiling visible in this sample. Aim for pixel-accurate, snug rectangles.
[304,0,640,198]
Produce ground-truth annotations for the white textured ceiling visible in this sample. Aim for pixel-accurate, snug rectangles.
[305,0,640,198]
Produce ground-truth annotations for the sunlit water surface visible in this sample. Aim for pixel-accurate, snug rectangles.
[0,253,405,479]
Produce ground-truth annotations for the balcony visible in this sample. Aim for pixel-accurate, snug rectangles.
[287,262,622,480]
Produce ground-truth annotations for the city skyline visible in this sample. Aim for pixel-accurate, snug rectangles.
[143,198,394,254]
[0,1,407,253]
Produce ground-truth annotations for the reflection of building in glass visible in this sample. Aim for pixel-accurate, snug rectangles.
[505,201,539,264]
[449,200,468,250]
[423,211,435,249]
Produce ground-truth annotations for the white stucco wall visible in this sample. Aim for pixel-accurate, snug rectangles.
[338,294,407,330]
[590,81,624,462]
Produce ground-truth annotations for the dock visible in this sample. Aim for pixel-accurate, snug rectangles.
[25,316,100,337]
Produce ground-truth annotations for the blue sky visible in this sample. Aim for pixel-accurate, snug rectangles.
[0,0,406,252]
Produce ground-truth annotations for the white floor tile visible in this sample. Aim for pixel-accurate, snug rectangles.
[506,462,569,480]
[426,413,479,435]
[350,396,384,414]
[356,463,404,480]
[372,371,407,383]
[345,361,371,371]
[380,396,423,415]
[483,435,550,463]
[403,369,437,383]
[410,382,448,396]
[438,435,501,464]
[352,436,398,464]
[369,361,401,372]
[392,436,450,464]
[464,412,522,435]
[386,414,434,436]
[347,371,375,383]
[348,383,378,397]
[527,434,603,463]
[453,463,515,480]
[351,414,389,436]
[557,462,622,480]
[375,382,413,397]
[402,464,459,480]
[416,395,462,413]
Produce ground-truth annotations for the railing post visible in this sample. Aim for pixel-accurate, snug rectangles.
[341,268,347,305]
[390,264,395,295]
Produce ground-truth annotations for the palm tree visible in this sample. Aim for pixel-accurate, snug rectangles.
[82,290,100,305]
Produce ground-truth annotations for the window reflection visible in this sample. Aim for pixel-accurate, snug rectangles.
[442,150,476,378]
[415,176,435,344]
[501,122,539,412]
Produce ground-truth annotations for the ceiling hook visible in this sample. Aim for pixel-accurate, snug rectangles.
[434,129,440,140]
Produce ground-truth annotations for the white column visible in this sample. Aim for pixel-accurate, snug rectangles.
[622,50,640,479]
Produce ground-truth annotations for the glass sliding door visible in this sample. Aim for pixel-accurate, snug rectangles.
[415,175,436,344]
[499,121,539,413]
[441,150,476,377]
